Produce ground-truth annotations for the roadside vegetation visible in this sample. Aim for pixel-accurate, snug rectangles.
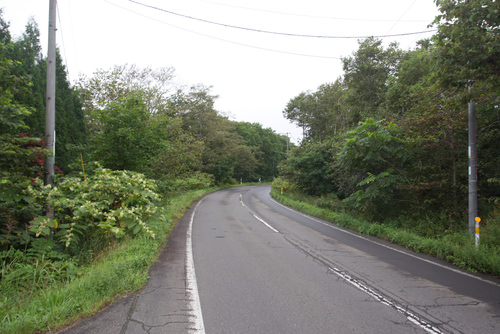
[1,185,217,334]
[271,183,500,276]
[0,1,499,333]
[275,0,499,276]
[0,9,288,333]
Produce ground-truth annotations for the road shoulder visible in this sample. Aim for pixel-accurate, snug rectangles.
[58,204,195,334]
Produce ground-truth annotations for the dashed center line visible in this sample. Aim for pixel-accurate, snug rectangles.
[252,214,280,233]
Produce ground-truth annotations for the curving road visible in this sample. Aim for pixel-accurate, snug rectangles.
[191,185,500,334]
[59,185,500,334]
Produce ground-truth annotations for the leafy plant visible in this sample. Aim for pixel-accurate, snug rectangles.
[337,118,416,218]
[28,166,159,254]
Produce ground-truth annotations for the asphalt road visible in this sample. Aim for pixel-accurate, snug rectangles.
[193,186,500,334]
[60,185,500,334]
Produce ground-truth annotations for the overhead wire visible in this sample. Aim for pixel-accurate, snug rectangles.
[199,0,432,23]
[56,1,71,84]
[103,0,342,59]
[385,0,418,34]
[126,0,436,39]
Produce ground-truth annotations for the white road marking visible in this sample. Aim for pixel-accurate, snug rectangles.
[252,214,280,233]
[186,200,206,334]
[270,196,500,288]
[329,267,443,334]
[240,192,279,232]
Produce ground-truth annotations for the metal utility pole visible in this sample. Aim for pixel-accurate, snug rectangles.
[44,0,56,186]
[468,101,478,235]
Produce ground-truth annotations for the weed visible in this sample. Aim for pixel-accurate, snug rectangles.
[271,189,500,276]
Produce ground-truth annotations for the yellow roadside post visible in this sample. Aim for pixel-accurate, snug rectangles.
[475,217,481,249]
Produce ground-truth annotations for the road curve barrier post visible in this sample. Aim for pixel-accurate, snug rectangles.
[475,217,481,249]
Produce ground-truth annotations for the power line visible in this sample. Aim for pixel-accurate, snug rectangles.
[104,0,342,59]
[56,1,71,84]
[199,0,432,23]
[385,0,418,34]
[127,0,437,39]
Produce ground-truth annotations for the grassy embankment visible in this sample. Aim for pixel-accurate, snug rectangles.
[271,188,500,277]
[0,187,217,334]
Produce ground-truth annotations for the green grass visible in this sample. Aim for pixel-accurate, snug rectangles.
[0,187,217,334]
[271,189,500,276]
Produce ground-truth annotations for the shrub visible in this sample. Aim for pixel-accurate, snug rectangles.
[28,166,160,256]
[156,172,215,197]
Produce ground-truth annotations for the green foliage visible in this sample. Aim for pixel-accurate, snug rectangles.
[283,79,348,141]
[0,187,214,334]
[156,172,215,197]
[271,190,500,275]
[279,139,338,196]
[89,94,160,172]
[1,247,77,294]
[148,116,204,180]
[271,177,291,193]
[233,122,288,181]
[28,166,159,254]
[0,38,47,250]
[432,0,500,89]
[342,38,407,122]
[337,119,416,218]
[5,16,87,173]
[76,64,176,118]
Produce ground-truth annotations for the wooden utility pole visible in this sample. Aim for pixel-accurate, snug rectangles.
[44,0,56,186]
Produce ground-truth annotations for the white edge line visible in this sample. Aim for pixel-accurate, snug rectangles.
[186,200,206,333]
[270,196,500,288]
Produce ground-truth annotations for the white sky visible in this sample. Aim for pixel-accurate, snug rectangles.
[1,0,440,143]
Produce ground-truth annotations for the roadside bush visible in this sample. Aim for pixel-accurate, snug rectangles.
[28,166,160,257]
[482,215,500,249]
[156,172,215,197]
[271,177,290,192]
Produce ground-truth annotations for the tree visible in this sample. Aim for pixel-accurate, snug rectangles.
[279,140,338,196]
[432,0,500,91]
[433,0,500,186]
[8,18,45,135]
[0,39,45,249]
[342,38,406,123]
[76,64,176,134]
[148,116,204,180]
[5,17,87,172]
[90,94,159,171]
[0,9,11,44]
[233,122,289,181]
[337,119,417,219]
[283,79,349,142]
[385,40,436,118]
[283,91,314,139]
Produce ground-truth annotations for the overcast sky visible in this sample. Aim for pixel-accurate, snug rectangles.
[1,0,440,143]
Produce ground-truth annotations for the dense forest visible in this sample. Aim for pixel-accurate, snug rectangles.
[279,0,499,235]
